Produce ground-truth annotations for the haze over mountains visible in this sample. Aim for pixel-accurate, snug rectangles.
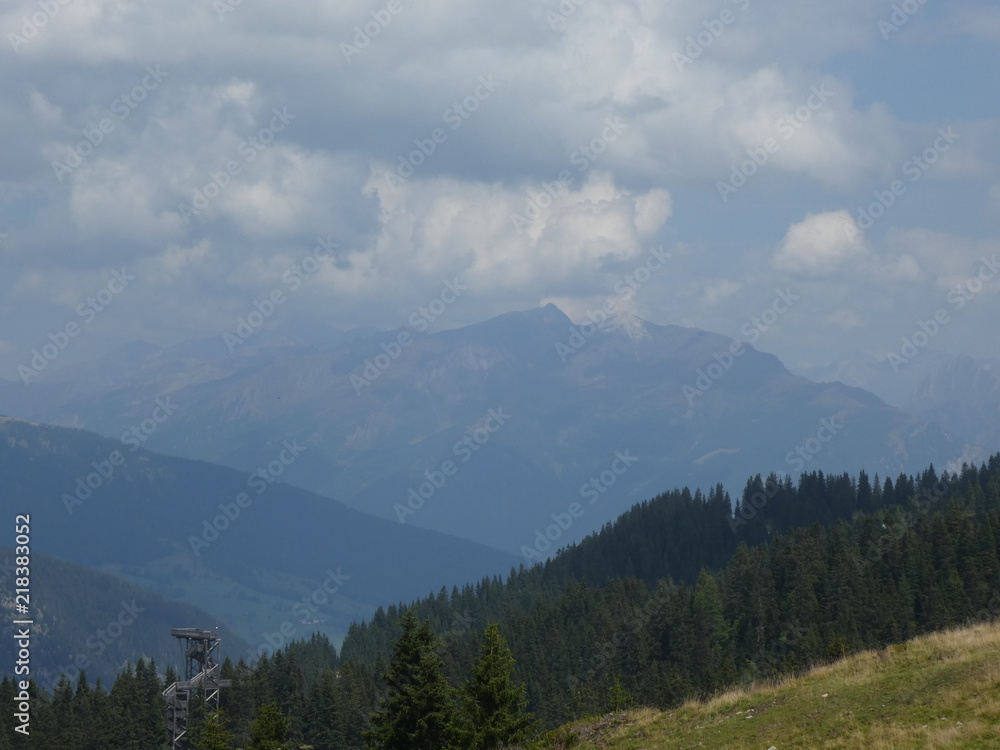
[903,353,1000,452]
[797,349,1000,460]
[0,546,248,689]
[0,305,979,553]
[0,416,515,653]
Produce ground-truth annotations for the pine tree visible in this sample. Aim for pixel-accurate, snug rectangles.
[692,569,733,692]
[607,675,632,713]
[135,657,166,748]
[304,669,345,750]
[456,623,537,749]
[365,611,459,750]
[193,710,236,750]
[247,702,291,750]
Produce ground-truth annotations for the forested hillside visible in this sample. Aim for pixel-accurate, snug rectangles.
[3,455,998,749]
[0,547,247,689]
[0,415,516,647]
[341,456,1000,729]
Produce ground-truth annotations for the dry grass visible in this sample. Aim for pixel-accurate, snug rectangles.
[532,620,1000,749]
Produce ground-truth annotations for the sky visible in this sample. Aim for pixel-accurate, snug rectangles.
[1,0,998,383]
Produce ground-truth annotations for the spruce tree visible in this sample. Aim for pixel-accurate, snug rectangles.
[247,702,291,750]
[607,675,632,713]
[365,610,459,750]
[193,710,235,750]
[456,622,537,750]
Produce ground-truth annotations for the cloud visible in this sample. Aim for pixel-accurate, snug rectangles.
[0,0,997,375]
[351,169,672,309]
[883,228,997,290]
[773,210,868,275]
[701,279,744,307]
[825,308,865,330]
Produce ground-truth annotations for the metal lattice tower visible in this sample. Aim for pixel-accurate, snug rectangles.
[163,628,232,749]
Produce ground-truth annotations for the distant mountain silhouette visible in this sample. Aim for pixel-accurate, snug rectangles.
[0,305,967,552]
[0,416,517,650]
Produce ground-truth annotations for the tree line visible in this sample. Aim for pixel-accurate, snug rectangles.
[2,455,998,748]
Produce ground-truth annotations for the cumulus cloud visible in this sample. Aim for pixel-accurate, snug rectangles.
[350,169,672,307]
[773,210,868,275]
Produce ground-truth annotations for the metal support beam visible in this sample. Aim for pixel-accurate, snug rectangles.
[163,628,232,749]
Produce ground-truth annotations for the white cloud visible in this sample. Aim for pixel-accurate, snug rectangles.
[28,90,62,126]
[773,210,868,275]
[701,279,744,307]
[633,189,672,235]
[341,169,672,311]
[140,240,214,283]
[0,0,998,374]
[884,228,997,290]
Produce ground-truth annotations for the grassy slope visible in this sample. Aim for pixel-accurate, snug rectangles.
[536,620,1000,749]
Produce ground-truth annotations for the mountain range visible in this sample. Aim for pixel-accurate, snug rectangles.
[0,416,516,666]
[0,545,248,689]
[0,304,980,553]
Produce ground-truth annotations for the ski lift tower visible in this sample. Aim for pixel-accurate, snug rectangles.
[163,627,232,749]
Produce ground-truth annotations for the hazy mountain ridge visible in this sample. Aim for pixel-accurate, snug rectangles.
[0,544,248,689]
[0,417,517,652]
[903,353,1000,455]
[792,349,954,407]
[0,305,971,552]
